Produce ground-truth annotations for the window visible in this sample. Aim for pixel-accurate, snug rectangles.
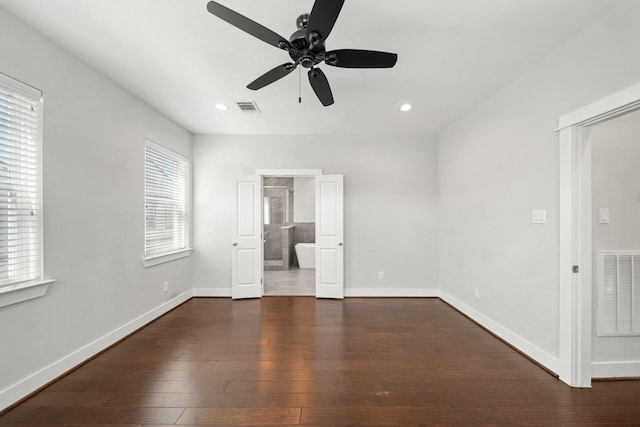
[144,140,188,261]
[0,73,43,289]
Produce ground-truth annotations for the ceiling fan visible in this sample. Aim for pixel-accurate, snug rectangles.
[206,0,398,106]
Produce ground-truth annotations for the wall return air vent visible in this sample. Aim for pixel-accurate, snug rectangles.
[597,251,640,336]
[236,101,261,113]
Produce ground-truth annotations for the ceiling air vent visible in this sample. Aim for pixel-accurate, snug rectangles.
[236,101,261,113]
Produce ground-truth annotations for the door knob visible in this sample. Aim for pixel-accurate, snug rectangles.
[232,242,238,246]
[338,242,343,246]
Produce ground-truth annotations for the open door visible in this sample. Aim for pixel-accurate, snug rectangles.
[315,175,344,299]
[232,176,262,299]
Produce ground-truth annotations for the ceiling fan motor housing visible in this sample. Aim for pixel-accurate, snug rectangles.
[289,26,325,68]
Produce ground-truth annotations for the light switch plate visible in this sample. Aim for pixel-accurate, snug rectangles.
[532,209,547,224]
[599,208,610,224]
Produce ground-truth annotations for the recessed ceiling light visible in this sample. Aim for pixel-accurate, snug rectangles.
[216,104,229,111]
[400,104,413,112]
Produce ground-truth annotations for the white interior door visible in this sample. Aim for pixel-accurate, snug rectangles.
[232,176,262,299]
[315,175,344,299]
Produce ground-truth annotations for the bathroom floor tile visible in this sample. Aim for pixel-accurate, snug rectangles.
[264,267,315,296]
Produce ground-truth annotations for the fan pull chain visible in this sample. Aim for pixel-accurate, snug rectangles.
[298,67,302,104]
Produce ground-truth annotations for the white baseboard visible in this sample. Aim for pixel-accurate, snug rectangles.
[345,287,439,297]
[592,361,640,378]
[193,287,231,297]
[193,287,438,298]
[0,290,193,412]
[438,290,560,375]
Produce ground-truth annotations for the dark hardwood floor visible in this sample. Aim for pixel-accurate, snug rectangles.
[2,297,640,425]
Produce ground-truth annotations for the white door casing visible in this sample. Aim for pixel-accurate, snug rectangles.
[232,170,343,299]
[231,176,262,299]
[315,175,344,299]
[558,81,640,387]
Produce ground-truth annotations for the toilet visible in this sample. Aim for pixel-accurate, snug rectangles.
[295,243,315,269]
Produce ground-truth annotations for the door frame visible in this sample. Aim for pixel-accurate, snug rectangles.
[558,81,640,387]
[257,169,323,296]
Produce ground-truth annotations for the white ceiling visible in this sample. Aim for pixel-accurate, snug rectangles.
[0,0,619,136]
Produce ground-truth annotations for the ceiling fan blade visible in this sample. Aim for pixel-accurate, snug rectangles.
[207,1,291,51]
[325,49,398,68]
[308,68,334,107]
[247,63,297,90]
[306,0,344,44]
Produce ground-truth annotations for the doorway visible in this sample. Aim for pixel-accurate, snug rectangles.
[589,110,640,378]
[262,176,316,296]
[231,169,344,300]
[558,81,640,387]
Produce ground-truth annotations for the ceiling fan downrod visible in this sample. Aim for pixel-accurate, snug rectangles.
[298,67,302,104]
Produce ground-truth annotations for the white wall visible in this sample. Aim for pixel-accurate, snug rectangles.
[193,134,438,296]
[0,8,193,410]
[590,109,640,371]
[294,177,315,223]
[438,0,640,373]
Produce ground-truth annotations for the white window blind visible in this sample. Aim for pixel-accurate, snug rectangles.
[0,73,43,288]
[144,140,188,258]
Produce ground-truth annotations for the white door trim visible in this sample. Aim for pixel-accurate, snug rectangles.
[256,169,323,177]
[557,82,640,131]
[558,81,640,387]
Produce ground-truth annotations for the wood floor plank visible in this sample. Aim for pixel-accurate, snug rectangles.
[0,406,67,424]
[176,407,301,425]
[45,378,229,394]
[477,405,640,425]
[43,407,118,424]
[19,391,115,407]
[224,380,344,395]
[103,393,216,408]
[108,407,185,424]
[3,297,640,425]
[300,407,497,425]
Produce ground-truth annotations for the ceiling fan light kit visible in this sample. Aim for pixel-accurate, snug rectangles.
[206,0,398,107]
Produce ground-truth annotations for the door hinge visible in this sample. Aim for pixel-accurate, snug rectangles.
[572,265,579,273]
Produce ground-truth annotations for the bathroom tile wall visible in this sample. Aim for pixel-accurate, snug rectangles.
[264,177,294,222]
[294,223,315,244]
[282,226,295,270]
[264,224,283,262]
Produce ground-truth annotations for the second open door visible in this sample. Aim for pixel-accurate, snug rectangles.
[231,176,262,299]
[315,175,344,299]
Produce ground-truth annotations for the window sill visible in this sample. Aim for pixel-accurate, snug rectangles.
[0,279,56,309]
[143,248,193,268]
